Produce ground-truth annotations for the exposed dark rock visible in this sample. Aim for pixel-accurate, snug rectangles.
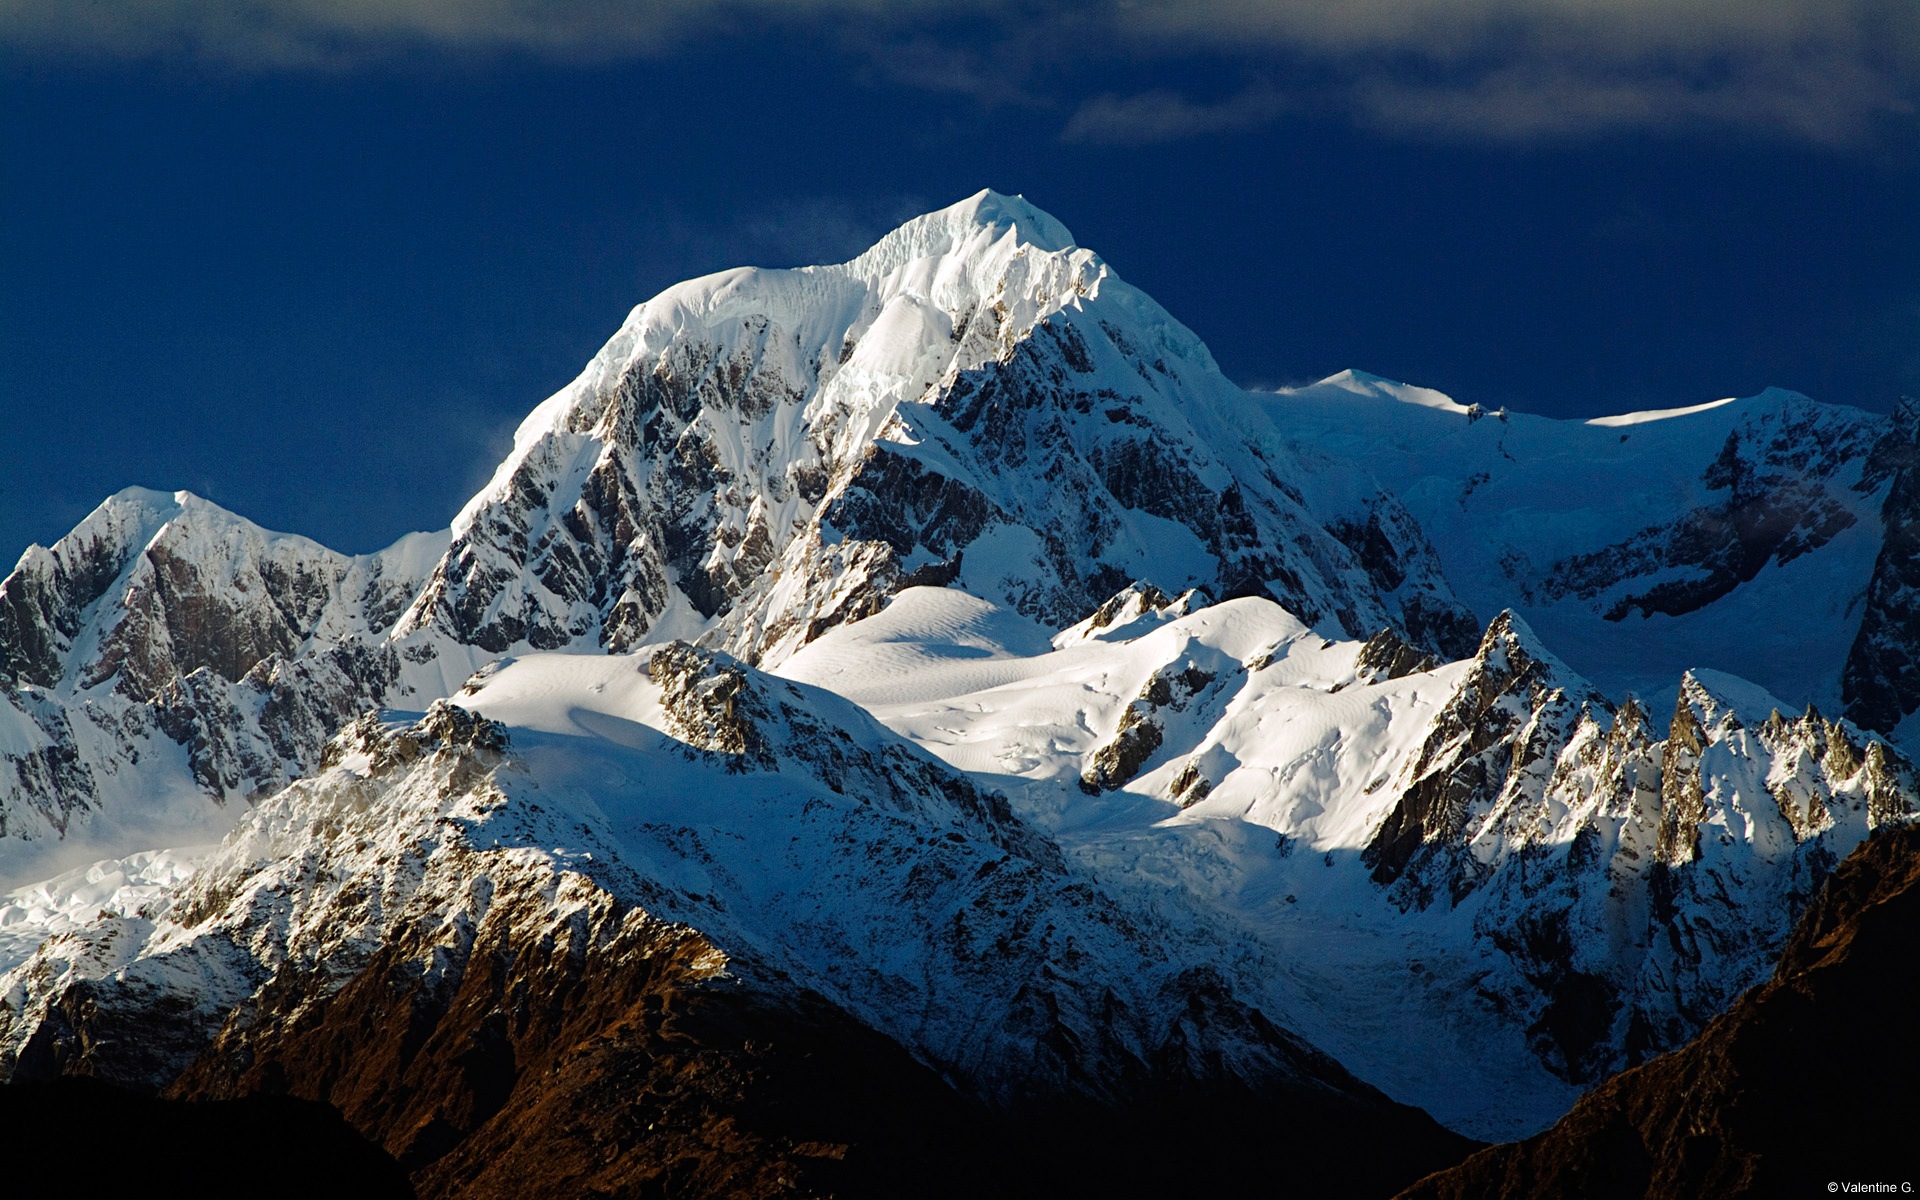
[1170,758,1213,807]
[1080,660,1218,794]
[1081,581,1176,635]
[649,642,778,770]
[0,687,98,838]
[1080,704,1164,795]
[1328,496,1482,660]
[0,533,134,689]
[7,693,1477,1200]
[825,444,1005,560]
[1364,611,1579,903]
[159,857,1475,1200]
[1843,396,1920,735]
[1397,821,1920,1200]
[1538,408,1880,622]
[1355,627,1438,684]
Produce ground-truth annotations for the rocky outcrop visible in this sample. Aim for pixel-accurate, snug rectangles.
[1080,659,1220,794]
[1352,609,1918,1083]
[0,490,435,867]
[1353,626,1438,684]
[1364,611,1592,905]
[1843,395,1920,738]
[643,642,1056,864]
[1538,400,1881,621]
[1397,820,1920,1200]
[0,489,423,701]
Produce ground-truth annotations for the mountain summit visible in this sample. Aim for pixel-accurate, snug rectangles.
[398,189,1473,669]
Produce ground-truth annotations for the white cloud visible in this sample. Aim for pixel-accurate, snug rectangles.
[3,0,1915,144]
[0,0,858,67]
[1062,85,1287,145]
[1353,52,1915,145]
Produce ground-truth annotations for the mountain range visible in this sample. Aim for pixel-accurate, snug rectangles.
[2,191,1913,1196]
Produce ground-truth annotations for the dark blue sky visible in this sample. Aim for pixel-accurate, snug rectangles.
[4,2,1918,557]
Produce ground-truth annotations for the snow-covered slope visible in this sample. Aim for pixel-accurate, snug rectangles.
[0,195,1477,887]
[2,191,1915,1175]
[1259,371,1896,723]
[778,585,1916,1135]
[0,647,1472,1195]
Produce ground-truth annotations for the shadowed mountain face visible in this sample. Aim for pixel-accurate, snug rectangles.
[1396,819,1920,1200]
[1844,397,1920,739]
[1259,375,1920,735]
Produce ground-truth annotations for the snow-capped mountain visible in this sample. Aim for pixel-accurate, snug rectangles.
[395,191,1475,671]
[0,487,443,883]
[0,191,1478,885]
[1,190,1914,1191]
[1403,819,1920,1199]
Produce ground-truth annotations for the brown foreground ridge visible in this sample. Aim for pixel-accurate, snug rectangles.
[1398,819,1920,1199]
[154,880,1477,1200]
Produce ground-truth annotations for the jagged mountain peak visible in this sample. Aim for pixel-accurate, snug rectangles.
[1459,609,1594,710]
[8,187,1920,1191]
[1673,667,1791,736]
[0,485,441,700]
[837,188,1079,277]
[402,191,1471,670]
[456,189,1105,526]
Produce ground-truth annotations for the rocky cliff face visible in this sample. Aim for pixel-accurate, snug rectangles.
[1257,375,1895,719]
[0,490,440,878]
[1843,395,1920,738]
[0,195,1481,881]
[1362,616,1913,1083]
[1534,401,1879,621]
[1397,819,1920,1200]
[782,588,1919,1129]
[4,191,1916,1181]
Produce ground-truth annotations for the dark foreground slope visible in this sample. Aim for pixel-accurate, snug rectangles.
[165,924,1477,1200]
[0,1077,415,1198]
[1399,819,1920,1199]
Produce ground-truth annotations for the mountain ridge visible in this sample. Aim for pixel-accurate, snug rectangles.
[2,190,1915,1190]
